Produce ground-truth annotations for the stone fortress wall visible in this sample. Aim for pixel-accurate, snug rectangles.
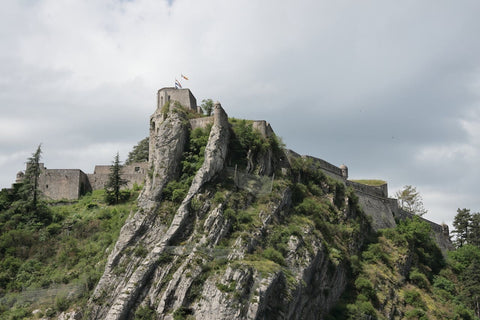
[295,152,452,251]
[37,163,91,200]
[26,162,148,201]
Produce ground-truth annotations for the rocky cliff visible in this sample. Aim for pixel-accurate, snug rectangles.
[84,103,375,320]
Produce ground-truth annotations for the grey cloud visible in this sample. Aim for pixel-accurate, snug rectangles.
[1,0,480,229]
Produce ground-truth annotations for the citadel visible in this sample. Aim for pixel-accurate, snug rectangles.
[12,87,450,249]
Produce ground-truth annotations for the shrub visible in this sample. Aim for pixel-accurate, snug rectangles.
[134,305,156,320]
[173,306,192,320]
[55,294,70,312]
[403,289,426,309]
[454,305,475,320]
[432,275,455,294]
[262,248,285,266]
[355,276,376,300]
[362,243,389,266]
[404,308,427,320]
[409,268,430,289]
[134,245,149,258]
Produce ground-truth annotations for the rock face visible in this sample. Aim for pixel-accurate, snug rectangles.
[85,98,448,320]
[87,103,234,319]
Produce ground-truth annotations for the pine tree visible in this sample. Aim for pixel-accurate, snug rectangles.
[105,152,127,204]
[469,213,480,247]
[453,208,472,248]
[18,144,42,212]
[462,259,480,318]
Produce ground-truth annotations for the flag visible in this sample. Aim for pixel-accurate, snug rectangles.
[175,79,182,89]
[181,74,189,80]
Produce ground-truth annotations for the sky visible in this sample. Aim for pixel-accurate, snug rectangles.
[1,0,480,229]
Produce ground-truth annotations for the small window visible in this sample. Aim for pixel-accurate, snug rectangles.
[168,95,171,101]
[46,184,48,189]
[135,167,140,172]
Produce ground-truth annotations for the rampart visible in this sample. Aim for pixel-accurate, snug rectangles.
[284,150,452,252]
[39,166,91,200]
[346,180,388,199]
[22,162,148,201]
[87,162,148,191]
[9,87,452,251]
[190,116,214,130]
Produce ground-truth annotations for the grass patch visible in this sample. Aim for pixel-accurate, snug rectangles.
[350,180,386,186]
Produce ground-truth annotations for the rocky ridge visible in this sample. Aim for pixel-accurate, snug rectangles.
[83,101,438,320]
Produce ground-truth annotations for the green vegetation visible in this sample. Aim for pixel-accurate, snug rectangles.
[452,208,480,248]
[104,152,128,205]
[126,137,149,165]
[200,98,214,116]
[395,185,427,216]
[327,215,480,319]
[162,125,211,203]
[1,145,53,229]
[0,189,136,318]
[227,118,284,172]
[350,179,386,186]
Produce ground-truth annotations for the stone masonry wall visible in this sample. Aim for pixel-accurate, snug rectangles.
[190,116,214,130]
[157,87,197,111]
[87,162,148,191]
[252,120,274,138]
[31,162,148,201]
[303,155,344,180]
[39,169,91,200]
[346,180,388,198]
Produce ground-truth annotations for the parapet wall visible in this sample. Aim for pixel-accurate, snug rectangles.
[189,116,214,130]
[304,155,344,180]
[346,180,388,198]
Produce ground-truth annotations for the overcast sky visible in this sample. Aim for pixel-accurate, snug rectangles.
[1,0,480,229]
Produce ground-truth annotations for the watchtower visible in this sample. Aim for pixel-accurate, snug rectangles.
[157,87,197,112]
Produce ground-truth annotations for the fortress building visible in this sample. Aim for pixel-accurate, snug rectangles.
[16,162,149,201]
[157,87,198,112]
[8,87,452,252]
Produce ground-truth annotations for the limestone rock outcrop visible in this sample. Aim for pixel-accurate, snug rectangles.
[84,96,450,320]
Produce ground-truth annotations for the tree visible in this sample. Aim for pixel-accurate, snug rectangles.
[201,99,214,116]
[126,137,149,165]
[450,245,480,318]
[105,153,127,204]
[453,208,472,248]
[395,185,427,216]
[18,145,42,212]
[469,213,480,248]
[462,259,480,318]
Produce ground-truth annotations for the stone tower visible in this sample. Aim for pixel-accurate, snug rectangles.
[340,164,348,179]
[157,87,197,112]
